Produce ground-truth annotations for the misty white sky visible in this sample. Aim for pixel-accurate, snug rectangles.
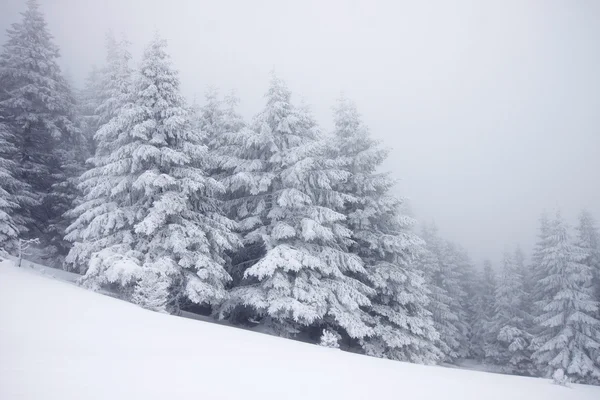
[1,0,599,266]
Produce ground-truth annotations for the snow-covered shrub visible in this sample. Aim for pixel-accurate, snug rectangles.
[132,270,170,313]
[552,369,570,387]
[320,329,341,348]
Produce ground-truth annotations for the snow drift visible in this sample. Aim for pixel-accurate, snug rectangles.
[1,261,598,400]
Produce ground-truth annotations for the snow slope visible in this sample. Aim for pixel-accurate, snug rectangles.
[1,261,598,400]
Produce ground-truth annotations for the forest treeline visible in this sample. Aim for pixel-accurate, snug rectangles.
[1,1,599,385]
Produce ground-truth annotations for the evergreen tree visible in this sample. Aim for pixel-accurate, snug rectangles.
[531,212,600,383]
[419,224,468,361]
[530,212,551,306]
[197,87,224,150]
[0,0,78,248]
[488,251,533,375]
[442,242,471,358]
[65,34,133,272]
[0,118,22,254]
[77,66,103,157]
[470,260,497,361]
[575,210,600,369]
[576,210,600,312]
[67,35,239,311]
[96,33,133,129]
[219,75,373,340]
[329,96,440,364]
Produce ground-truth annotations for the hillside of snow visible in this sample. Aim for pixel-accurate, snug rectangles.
[1,261,598,400]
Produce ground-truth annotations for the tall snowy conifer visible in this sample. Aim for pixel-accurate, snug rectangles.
[196,87,224,149]
[470,260,497,361]
[77,66,103,157]
[419,224,468,361]
[67,35,239,312]
[329,96,440,363]
[0,0,78,247]
[488,251,533,375]
[530,212,600,383]
[64,34,133,272]
[442,242,471,358]
[0,118,22,254]
[576,210,600,312]
[220,75,373,339]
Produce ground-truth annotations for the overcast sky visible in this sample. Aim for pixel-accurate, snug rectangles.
[1,0,599,266]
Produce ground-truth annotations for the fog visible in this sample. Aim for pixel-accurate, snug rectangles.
[1,0,599,265]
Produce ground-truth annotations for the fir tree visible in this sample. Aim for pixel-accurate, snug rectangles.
[67,35,239,311]
[65,34,133,272]
[531,212,600,383]
[575,210,600,369]
[220,75,373,340]
[488,251,533,375]
[442,242,471,358]
[330,96,440,364]
[419,224,468,361]
[575,210,600,312]
[470,260,497,361]
[0,119,21,254]
[77,66,103,157]
[197,87,224,150]
[0,0,78,248]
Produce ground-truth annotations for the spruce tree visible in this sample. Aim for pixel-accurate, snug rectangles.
[442,242,471,358]
[531,212,600,383]
[470,260,497,361]
[419,224,467,361]
[197,87,224,150]
[67,35,239,311]
[0,0,78,249]
[330,96,440,363]
[576,210,600,312]
[77,66,103,157]
[0,119,21,255]
[219,75,373,340]
[575,210,600,370]
[65,34,133,272]
[489,251,533,375]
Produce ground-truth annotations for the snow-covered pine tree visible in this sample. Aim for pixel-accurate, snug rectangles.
[488,251,533,375]
[530,212,551,306]
[329,96,440,364]
[44,85,84,267]
[575,210,600,313]
[419,224,468,361]
[77,66,103,157]
[67,35,239,312]
[194,87,247,180]
[513,246,535,348]
[64,34,133,273]
[96,33,133,129]
[513,247,533,315]
[442,242,471,359]
[0,0,78,249]
[530,212,600,383]
[0,118,22,255]
[470,260,497,361]
[219,75,373,340]
[575,210,600,370]
[449,244,480,358]
[196,87,224,149]
[221,91,246,141]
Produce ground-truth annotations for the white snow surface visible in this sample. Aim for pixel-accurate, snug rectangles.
[1,260,599,400]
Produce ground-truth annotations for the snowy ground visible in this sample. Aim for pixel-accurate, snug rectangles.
[1,261,599,400]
